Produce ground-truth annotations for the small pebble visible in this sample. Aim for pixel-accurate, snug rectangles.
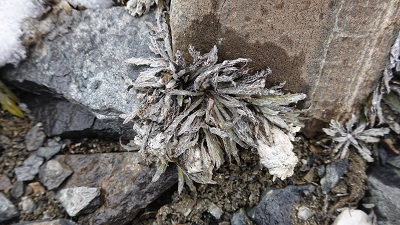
[297,206,315,221]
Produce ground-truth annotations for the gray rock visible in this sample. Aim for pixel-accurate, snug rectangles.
[55,152,178,224]
[20,196,37,214]
[11,181,25,198]
[14,154,44,181]
[25,96,121,138]
[0,193,19,222]
[387,155,400,169]
[207,202,223,220]
[57,187,101,217]
[25,123,46,151]
[39,159,73,190]
[320,160,349,194]
[14,219,77,225]
[297,206,315,221]
[249,185,310,225]
[231,208,253,225]
[2,7,156,134]
[36,146,62,160]
[366,166,400,225]
[0,175,12,193]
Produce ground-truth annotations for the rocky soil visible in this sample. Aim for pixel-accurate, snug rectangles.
[0,102,381,225]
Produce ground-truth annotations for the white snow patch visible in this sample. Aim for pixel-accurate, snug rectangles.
[0,0,44,67]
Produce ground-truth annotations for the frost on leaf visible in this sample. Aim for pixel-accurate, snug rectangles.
[121,11,306,191]
[323,115,389,162]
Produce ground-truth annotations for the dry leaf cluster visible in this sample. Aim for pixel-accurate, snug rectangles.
[323,115,390,162]
[121,11,306,192]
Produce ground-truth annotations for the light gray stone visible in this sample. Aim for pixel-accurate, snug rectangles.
[57,187,101,217]
[2,7,156,135]
[320,159,348,194]
[36,145,62,160]
[20,196,37,214]
[39,159,73,190]
[14,154,44,181]
[297,206,315,221]
[25,123,46,151]
[0,193,19,222]
[0,175,12,193]
[207,202,223,220]
[231,208,253,225]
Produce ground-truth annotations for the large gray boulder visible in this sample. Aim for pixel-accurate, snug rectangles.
[2,6,155,135]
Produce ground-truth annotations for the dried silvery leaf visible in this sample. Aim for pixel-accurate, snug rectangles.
[323,115,389,162]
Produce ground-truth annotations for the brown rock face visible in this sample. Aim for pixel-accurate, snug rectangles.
[170,0,400,135]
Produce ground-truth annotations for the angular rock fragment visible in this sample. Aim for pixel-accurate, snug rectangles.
[231,208,252,225]
[297,206,315,221]
[57,187,101,217]
[20,196,37,214]
[39,159,73,190]
[11,181,25,199]
[55,152,177,224]
[320,160,349,194]
[14,154,44,181]
[25,123,46,151]
[0,193,19,222]
[249,185,310,225]
[0,175,12,193]
[36,145,62,160]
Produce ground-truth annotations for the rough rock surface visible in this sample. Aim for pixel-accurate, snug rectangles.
[0,193,19,222]
[231,208,253,225]
[39,159,73,190]
[14,154,44,181]
[169,0,400,134]
[0,175,12,193]
[24,123,46,151]
[248,185,310,225]
[366,165,400,225]
[24,95,121,138]
[57,187,101,217]
[320,159,349,194]
[2,7,156,134]
[55,152,178,225]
